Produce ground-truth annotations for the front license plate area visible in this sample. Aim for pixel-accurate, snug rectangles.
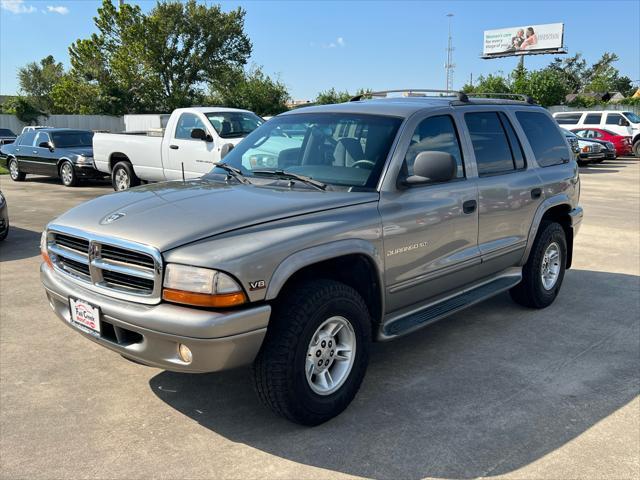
[69,298,101,337]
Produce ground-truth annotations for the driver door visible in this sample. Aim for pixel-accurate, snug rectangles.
[165,112,218,180]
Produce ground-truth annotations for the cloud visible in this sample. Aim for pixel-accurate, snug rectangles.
[325,37,346,48]
[1,0,36,14]
[46,5,69,14]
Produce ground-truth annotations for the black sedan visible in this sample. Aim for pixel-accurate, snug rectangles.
[0,190,8,241]
[1,128,105,187]
[0,128,16,147]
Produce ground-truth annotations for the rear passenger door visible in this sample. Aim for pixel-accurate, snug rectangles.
[14,131,37,173]
[462,110,543,274]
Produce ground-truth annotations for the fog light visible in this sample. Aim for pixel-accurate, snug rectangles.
[178,344,193,364]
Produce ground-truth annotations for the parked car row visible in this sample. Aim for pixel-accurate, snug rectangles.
[553,110,640,157]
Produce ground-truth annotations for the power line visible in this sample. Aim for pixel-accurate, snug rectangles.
[445,13,455,93]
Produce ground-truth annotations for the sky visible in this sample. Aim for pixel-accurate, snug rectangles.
[1,0,639,101]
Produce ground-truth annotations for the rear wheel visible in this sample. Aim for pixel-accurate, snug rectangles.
[112,161,140,191]
[633,141,640,158]
[253,279,371,425]
[510,221,567,309]
[8,158,25,181]
[59,161,78,187]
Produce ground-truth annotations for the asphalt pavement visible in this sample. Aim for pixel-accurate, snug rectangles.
[0,160,638,480]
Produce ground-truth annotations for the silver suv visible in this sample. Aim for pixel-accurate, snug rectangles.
[40,90,583,425]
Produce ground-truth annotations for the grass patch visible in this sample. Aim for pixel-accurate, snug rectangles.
[0,165,7,175]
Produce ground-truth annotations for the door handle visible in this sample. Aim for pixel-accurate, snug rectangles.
[463,200,477,214]
[169,145,179,150]
[531,188,542,199]
[33,150,38,154]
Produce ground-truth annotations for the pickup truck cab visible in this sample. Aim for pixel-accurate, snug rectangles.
[93,107,264,190]
[41,90,582,425]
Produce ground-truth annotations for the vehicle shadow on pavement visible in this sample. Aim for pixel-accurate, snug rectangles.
[150,269,640,480]
[0,226,41,261]
[579,167,622,174]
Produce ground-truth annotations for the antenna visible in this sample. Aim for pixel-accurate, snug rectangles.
[445,13,455,93]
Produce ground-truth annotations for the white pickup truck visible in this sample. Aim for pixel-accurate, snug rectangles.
[93,107,264,190]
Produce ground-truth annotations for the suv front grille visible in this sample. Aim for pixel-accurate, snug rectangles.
[46,227,162,304]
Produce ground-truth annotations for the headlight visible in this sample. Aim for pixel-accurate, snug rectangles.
[581,145,591,153]
[76,156,94,165]
[162,264,247,307]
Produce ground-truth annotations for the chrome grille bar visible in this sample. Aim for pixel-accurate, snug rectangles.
[46,224,163,305]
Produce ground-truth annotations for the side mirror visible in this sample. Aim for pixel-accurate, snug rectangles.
[190,128,209,141]
[404,151,457,186]
[220,143,235,159]
[39,141,54,151]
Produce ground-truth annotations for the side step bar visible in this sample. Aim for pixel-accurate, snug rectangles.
[381,275,521,339]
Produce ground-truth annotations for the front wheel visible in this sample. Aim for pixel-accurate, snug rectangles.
[8,158,25,181]
[510,221,567,308]
[59,161,78,187]
[253,279,371,425]
[633,141,640,158]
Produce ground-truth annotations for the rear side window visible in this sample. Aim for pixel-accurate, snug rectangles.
[498,112,526,170]
[555,113,582,125]
[516,111,570,167]
[465,112,519,176]
[584,113,602,124]
[19,131,36,146]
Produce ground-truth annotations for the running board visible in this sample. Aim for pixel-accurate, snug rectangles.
[381,275,521,339]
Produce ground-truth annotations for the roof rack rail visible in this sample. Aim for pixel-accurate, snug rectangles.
[466,92,535,104]
[350,89,469,102]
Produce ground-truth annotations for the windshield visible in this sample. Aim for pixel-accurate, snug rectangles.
[0,129,15,137]
[206,113,402,190]
[205,111,264,139]
[51,131,94,148]
[623,112,640,123]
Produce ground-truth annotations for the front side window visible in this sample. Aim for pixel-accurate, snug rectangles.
[605,113,623,125]
[175,113,207,140]
[205,111,263,139]
[404,115,464,180]
[34,131,50,147]
[516,111,569,167]
[623,111,640,123]
[207,113,402,190]
[584,113,602,124]
[51,131,93,148]
[465,112,518,176]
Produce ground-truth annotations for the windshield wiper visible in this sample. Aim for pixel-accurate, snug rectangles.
[252,169,327,191]
[213,162,252,185]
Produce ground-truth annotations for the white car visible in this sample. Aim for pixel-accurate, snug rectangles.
[93,107,264,190]
[553,110,640,156]
[21,125,54,134]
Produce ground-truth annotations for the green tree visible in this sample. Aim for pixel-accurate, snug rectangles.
[315,88,352,104]
[525,69,569,107]
[210,66,290,116]
[17,55,64,113]
[9,97,47,125]
[547,53,588,93]
[50,75,102,114]
[584,53,624,93]
[67,0,252,114]
[462,73,511,96]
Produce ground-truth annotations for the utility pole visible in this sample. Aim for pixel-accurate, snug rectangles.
[445,13,455,93]
[118,0,124,8]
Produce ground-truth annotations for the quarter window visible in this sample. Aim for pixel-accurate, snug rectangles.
[516,111,569,167]
[404,115,464,179]
[175,113,207,140]
[19,131,36,146]
[465,112,518,176]
[583,113,602,124]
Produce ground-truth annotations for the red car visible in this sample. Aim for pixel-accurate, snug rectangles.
[571,128,633,156]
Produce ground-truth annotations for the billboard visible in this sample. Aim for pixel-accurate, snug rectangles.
[482,23,565,58]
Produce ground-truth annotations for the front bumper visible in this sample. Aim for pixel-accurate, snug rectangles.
[41,263,270,373]
[73,164,107,179]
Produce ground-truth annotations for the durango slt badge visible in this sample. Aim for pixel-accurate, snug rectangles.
[100,212,126,224]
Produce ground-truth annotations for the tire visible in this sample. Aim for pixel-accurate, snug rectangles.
[59,161,78,187]
[253,279,371,425]
[510,221,567,309]
[633,141,640,158]
[8,158,25,181]
[111,161,140,191]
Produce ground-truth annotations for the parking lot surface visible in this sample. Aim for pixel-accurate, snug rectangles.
[1,161,639,480]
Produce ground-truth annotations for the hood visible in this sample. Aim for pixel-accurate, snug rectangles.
[51,179,378,251]
[60,146,93,157]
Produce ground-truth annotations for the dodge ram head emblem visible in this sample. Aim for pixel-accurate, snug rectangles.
[101,212,126,224]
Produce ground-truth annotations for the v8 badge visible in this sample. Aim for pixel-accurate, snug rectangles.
[249,280,266,291]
